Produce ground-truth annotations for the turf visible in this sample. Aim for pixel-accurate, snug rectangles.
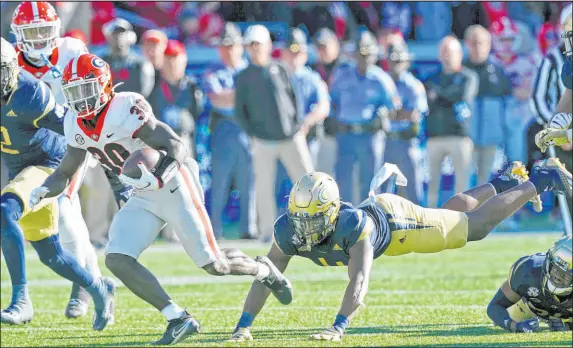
[1,233,571,347]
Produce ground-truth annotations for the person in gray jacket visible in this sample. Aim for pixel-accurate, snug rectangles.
[424,35,479,208]
[235,25,314,242]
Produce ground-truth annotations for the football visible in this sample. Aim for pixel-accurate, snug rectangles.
[122,147,162,179]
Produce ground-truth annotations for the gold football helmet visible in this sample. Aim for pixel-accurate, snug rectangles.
[543,235,572,296]
[287,172,341,251]
[563,11,572,56]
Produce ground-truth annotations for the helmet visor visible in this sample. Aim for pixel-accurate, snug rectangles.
[62,79,100,117]
[548,263,573,289]
[20,25,57,51]
[288,212,330,246]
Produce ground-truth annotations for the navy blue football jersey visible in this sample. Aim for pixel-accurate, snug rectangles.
[273,201,392,266]
[508,253,572,321]
[561,57,572,91]
[1,70,68,179]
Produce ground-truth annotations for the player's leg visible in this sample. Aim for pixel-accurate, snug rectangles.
[426,138,446,208]
[252,137,279,240]
[165,162,292,304]
[0,193,32,325]
[441,161,529,212]
[104,197,199,345]
[234,140,258,239]
[465,158,572,241]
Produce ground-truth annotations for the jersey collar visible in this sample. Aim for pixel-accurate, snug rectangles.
[76,99,112,142]
[18,47,59,79]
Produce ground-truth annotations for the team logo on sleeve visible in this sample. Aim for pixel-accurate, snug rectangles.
[92,57,105,69]
[75,134,85,145]
[527,287,540,297]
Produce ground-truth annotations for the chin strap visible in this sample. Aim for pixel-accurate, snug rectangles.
[40,53,62,79]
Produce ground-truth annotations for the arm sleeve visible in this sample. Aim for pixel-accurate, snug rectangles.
[532,56,556,124]
[549,112,573,130]
[20,80,67,135]
[487,288,516,330]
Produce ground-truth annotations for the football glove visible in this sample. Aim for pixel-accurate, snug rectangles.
[310,326,343,341]
[228,327,253,342]
[118,162,161,192]
[514,318,540,333]
[547,318,569,332]
[30,186,50,209]
[535,128,571,153]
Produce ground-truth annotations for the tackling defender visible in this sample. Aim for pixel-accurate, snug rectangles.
[535,12,572,150]
[9,1,133,319]
[488,235,572,333]
[230,159,572,342]
[30,53,293,345]
[0,38,115,330]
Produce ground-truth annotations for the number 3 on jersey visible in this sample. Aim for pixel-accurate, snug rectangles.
[87,143,130,175]
[1,126,19,154]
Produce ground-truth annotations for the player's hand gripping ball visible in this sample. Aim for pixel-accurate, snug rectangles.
[119,147,163,191]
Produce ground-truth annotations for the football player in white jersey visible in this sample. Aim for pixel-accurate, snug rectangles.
[29,53,293,346]
[10,1,132,319]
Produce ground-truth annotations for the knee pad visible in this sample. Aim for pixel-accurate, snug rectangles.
[105,253,136,275]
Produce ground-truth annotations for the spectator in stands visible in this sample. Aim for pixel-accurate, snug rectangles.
[201,23,256,240]
[311,28,344,176]
[148,40,202,158]
[425,36,478,208]
[235,25,314,242]
[101,18,155,98]
[413,2,452,41]
[64,29,88,44]
[384,41,428,205]
[330,30,400,204]
[379,2,413,39]
[464,25,512,185]
[141,29,168,86]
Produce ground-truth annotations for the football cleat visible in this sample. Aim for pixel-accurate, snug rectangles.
[0,301,34,325]
[65,283,89,319]
[229,327,253,342]
[86,277,116,331]
[152,311,200,345]
[530,158,572,197]
[311,326,343,341]
[255,256,293,305]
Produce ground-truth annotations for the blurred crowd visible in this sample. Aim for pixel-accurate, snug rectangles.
[1,1,571,243]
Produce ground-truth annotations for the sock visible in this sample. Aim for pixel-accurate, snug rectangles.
[489,176,519,194]
[254,263,271,281]
[236,312,254,330]
[1,195,27,287]
[11,284,30,305]
[161,302,185,321]
[31,234,95,289]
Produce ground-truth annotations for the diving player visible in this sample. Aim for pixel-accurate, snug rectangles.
[10,1,132,318]
[487,235,572,333]
[0,38,115,330]
[535,11,572,151]
[29,53,293,345]
[229,159,572,342]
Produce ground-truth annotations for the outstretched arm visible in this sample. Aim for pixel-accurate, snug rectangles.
[32,145,88,204]
[230,243,292,341]
[311,237,374,341]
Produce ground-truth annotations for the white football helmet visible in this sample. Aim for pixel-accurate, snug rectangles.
[1,37,19,99]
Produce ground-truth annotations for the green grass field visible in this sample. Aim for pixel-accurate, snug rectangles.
[1,233,572,347]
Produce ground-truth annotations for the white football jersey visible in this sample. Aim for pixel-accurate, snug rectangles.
[17,37,88,105]
[64,92,151,176]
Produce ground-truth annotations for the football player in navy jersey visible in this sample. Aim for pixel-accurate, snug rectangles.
[488,235,572,333]
[0,37,115,330]
[230,157,572,341]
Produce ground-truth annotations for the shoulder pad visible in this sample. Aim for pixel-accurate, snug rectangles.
[508,254,542,291]
[273,214,298,256]
[337,208,368,253]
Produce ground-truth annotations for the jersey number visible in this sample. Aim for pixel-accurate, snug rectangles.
[87,143,130,175]
[0,126,19,154]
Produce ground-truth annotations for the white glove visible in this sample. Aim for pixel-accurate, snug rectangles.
[30,187,50,209]
[118,162,161,192]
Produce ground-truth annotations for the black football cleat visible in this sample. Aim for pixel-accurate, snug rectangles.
[152,311,201,345]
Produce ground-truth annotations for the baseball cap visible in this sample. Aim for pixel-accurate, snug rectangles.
[356,30,379,56]
[314,28,337,46]
[387,42,412,62]
[142,30,167,45]
[244,24,271,44]
[287,28,308,53]
[164,40,186,57]
[102,18,133,37]
[215,22,242,46]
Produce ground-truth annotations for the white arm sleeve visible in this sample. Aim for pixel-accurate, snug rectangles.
[549,113,573,130]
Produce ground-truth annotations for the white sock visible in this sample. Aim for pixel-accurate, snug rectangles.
[161,302,185,321]
[254,263,271,281]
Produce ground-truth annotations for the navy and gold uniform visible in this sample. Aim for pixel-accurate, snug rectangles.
[507,253,572,326]
[274,193,470,265]
[562,58,572,91]
[1,70,68,241]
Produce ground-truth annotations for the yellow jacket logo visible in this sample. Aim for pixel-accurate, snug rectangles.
[6,110,16,117]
